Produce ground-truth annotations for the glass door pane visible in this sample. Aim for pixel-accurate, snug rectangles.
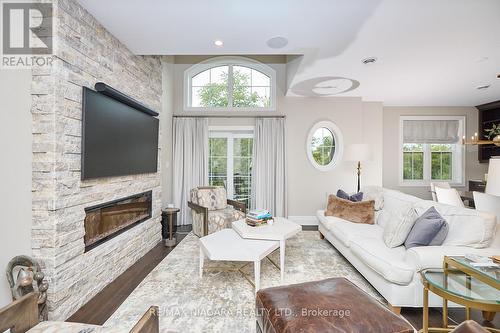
[233,137,253,208]
[209,137,228,188]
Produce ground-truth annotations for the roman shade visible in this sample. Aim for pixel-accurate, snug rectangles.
[403,120,460,144]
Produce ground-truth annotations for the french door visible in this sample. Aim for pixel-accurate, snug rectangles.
[208,129,253,208]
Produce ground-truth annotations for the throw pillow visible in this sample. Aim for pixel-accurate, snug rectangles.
[325,195,375,224]
[429,222,449,246]
[361,186,384,210]
[382,204,418,248]
[404,207,448,249]
[336,189,363,202]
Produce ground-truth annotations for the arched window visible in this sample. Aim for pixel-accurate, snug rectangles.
[184,57,276,111]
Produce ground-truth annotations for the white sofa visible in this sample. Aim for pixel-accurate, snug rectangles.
[317,187,499,309]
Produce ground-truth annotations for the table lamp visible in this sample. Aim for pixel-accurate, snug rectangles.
[344,144,372,193]
[486,157,500,196]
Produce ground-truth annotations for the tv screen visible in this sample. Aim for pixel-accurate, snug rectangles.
[81,87,159,180]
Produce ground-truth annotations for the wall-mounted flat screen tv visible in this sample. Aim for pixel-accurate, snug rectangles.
[81,87,159,180]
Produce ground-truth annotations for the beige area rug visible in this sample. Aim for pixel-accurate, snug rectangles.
[104,231,383,333]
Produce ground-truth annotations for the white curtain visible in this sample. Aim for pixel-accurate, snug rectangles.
[173,117,208,225]
[403,120,459,143]
[251,118,287,217]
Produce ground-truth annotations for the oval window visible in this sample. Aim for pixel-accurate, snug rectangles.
[307,121,343,171]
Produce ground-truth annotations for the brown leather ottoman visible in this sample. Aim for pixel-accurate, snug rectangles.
[450,320,489,333]
[255,278,414,333]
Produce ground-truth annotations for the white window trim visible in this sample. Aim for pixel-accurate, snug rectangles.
[306,120,344,172]
[398,115,466,187]
[184,56,277,112]
[208,126,254,200]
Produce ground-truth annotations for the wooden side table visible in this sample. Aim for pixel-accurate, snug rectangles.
[161,208,180,247]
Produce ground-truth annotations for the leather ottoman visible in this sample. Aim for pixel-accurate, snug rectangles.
[255,278,414,333]
[450,320,489,333]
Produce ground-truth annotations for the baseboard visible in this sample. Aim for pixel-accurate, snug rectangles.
[287,216,318,226]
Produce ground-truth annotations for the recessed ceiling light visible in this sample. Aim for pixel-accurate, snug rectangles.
[214,40,223,47]
[497,74,500,79]
[362,57,377,65]
[266,36,288,49]
[477,84,490,90]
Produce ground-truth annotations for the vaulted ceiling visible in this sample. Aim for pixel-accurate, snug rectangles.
[77,0,500,106]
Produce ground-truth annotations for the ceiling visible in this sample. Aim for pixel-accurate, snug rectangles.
[77,0,500,106]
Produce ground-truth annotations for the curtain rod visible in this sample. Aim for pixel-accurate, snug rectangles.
[173,115,285,119]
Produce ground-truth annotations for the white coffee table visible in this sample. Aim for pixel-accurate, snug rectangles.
[199,229,279,293]
[232,217,301,282]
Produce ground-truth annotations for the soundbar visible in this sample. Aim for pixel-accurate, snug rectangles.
[94,82,159,117]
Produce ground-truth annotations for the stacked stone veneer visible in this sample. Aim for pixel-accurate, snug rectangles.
[31,0,163,320]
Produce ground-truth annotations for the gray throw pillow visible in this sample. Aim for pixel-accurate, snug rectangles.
[429,222,449,246]
[336,189,363,202]
[404,207,448,249]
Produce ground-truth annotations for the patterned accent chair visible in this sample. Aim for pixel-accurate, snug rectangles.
[188,186,246,237]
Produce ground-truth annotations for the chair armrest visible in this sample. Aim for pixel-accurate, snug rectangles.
[188,201,208,215]
[227,199,246,214]
[188,201,209,236]
[130,306,159,333]
[0,292,38,333]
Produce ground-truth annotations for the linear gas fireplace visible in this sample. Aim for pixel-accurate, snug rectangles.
[84,191,152,252]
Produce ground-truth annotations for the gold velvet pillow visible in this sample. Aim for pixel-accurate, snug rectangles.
[324,195,375,224]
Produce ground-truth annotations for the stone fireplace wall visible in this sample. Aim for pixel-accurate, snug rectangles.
[31,0,163,320]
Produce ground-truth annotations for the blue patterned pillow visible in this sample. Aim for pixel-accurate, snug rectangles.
[336,189,363,202]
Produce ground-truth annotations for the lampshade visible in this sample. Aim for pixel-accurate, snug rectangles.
[344,144,372,162]
[486,157,500,196]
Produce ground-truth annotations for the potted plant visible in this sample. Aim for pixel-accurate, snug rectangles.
[485,123,500,145]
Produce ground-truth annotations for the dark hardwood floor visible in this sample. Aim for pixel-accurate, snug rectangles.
[67,229,189,325]
[68,225,499,330]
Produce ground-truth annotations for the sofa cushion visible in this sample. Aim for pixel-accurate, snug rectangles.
[382,204,418,248]
[382,188,422,213]
[317,211,383,248]
[405,245,500,270]
[414,201,496,248]
[325,195,375,224]
[350,238,414,285]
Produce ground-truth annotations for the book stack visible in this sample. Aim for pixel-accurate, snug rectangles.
[246,209,272,227]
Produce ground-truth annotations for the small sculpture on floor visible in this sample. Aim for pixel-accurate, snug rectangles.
[6,255,49,321]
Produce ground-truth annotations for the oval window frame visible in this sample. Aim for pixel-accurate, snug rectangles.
[306,120,344,172]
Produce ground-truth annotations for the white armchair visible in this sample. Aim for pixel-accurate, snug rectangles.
[434,186,464,207]
[430,182,451,202]
[473,191,500,247]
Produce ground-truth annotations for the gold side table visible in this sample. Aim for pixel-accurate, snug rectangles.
[420,256,500,333]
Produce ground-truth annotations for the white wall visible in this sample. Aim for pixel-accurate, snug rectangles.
[171,56,384,221]
[383,106,488,199]
[284,98,383,218]
[0,69,32,307]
